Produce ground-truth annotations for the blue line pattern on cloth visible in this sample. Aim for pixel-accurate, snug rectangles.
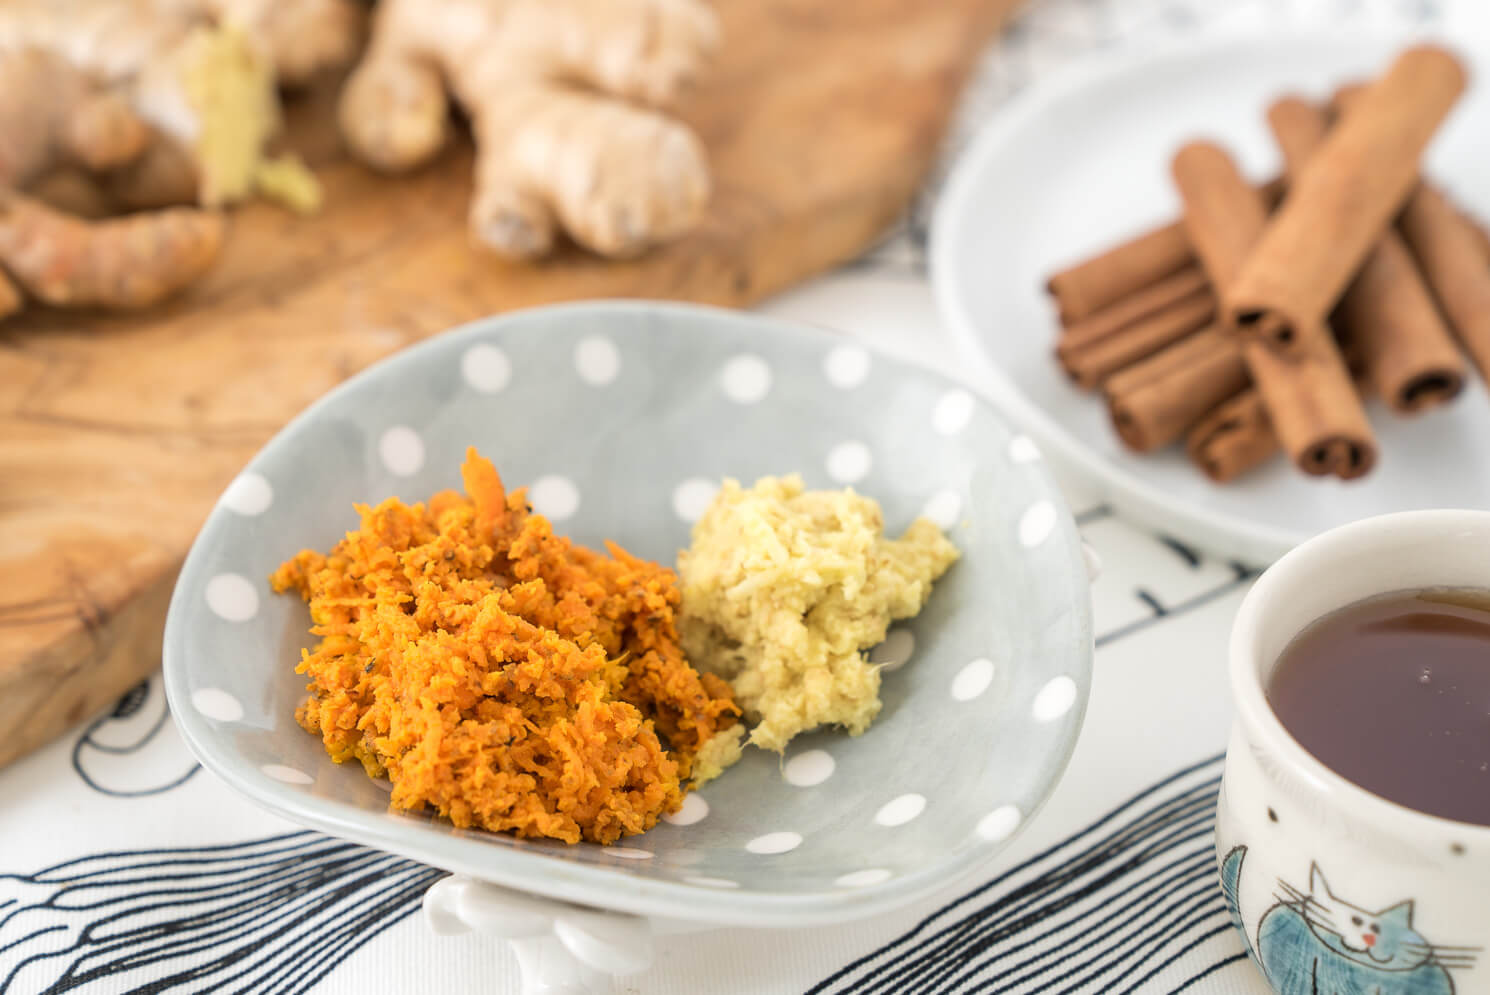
[0,763,1230,994]
[807,756,1230,994]
[70,678,200,798]
[0,834,440,994]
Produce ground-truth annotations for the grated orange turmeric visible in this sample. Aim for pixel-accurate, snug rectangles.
[270,448,738,844]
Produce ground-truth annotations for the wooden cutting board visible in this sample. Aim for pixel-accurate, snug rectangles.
[0,0,1022,768]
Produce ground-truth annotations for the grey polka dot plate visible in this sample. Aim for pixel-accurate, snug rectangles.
[162,301,1093,928]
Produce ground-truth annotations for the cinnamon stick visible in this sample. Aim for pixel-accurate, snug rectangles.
[1186,367,1376,484]
[1173,143,1267,288]
[1058,290,1215,389]
[1057,264,1208,347]
[1045,179,1285,322]
[1457,207,1490,264]
[1249,340,1376,476]
[1104,325,1247,451]
[1398,185,1490,385]
[1046,222,1192,323]
[1267,96,1465,413]
[1172,141,1375,478]
[1223,45,1467,349]
[1187,390,1278,483]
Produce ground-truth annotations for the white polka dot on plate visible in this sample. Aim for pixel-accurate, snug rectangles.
[461,343,512,393]
[574,336,621,385]
[720,354,772,403]
[823,345,871,389]
[205,574,258,622]
[783,750,835,787]
[528,475,580,521]
[220,473,273,516]
[685,876,740,889]
[379,426,425,477]
[933,389,975,435]
[921,489,962,530]
[875,794,926,827]
[262,764,313,785]
[826,441,872,484]
[191,688,243,723]
[1032,675,1078,722]
[1008,435,1041,463]
[663,794,709,826]
[604,846,653,860]
[835,868,892,888]
[977,805,1022,842]
[952,658,996,702]
[746,831,802,855]
[868,628,915,671]
[672,478,719,523]
[1018,501,1058,548]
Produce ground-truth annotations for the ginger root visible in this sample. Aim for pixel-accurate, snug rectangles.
[26,167,117,220]
[0,270,23,321]
[0,0,357,324]
[339,0,720,259]
[252,154,323,214]
[0,0,361,209]
[130,24,282,208]
[0,190,224,310]
[0,48,153,189]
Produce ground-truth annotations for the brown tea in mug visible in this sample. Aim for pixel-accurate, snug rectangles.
[1268,589,1490,826]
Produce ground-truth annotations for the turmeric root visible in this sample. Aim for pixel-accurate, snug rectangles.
[0,0,361,209]
[0,190,224,310]
[339,0,719,260]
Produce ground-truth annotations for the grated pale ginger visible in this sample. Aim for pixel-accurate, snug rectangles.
[271,449,739,845]
[679,475,959,757]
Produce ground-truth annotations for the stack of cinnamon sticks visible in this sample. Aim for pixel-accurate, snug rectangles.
[1048,44,1490,483]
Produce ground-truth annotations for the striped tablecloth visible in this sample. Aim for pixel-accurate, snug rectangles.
[0,0,1468,991]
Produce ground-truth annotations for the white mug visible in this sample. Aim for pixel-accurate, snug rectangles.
[1216,510,1490,995]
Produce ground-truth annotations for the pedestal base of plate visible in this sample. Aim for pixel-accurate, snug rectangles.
[424,875,672,995]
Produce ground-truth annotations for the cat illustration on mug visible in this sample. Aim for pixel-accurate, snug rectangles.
[1221,847,1477,994]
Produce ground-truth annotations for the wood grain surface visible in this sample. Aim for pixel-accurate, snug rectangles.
[0,0,1023,767]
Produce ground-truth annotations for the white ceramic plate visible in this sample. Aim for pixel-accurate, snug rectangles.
[932,31,1490,564]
